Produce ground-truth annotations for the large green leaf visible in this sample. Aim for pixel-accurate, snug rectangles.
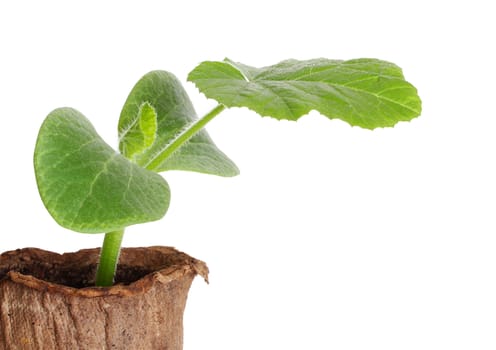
[188,58,422,129]
[34,107,170,233]
[118,70,239,176]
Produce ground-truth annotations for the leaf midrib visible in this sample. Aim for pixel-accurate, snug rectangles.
[228,60,418,114]
[68,152,119,228]
[195,76,419,115]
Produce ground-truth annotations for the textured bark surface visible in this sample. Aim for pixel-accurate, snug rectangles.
[0,247,208,350]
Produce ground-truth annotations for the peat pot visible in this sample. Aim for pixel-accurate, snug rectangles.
[0,247,208,350]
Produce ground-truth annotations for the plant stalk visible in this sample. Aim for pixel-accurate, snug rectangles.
[145,104,226,171]
[95,230,125,287]
[95,105,226,286]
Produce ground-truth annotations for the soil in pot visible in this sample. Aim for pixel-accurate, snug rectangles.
[0,246,208,350]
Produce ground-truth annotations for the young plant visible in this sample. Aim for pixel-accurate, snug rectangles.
[34,58,421,287]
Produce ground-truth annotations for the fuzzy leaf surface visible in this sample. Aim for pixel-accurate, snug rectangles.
[34,107,170,233]
[118,71,239,176]
[121,102,158,160]
[188,58,422,129]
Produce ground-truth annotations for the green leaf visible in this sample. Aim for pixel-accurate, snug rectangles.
[118,71,239,176]
[34,107,170,233]
[188,58,422,129]
[120,102,158,161]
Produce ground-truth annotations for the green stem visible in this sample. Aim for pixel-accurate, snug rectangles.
[95,229,125,287]
[145,104,226,171]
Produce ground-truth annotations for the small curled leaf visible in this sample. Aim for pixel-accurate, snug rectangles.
[120,102,158,161]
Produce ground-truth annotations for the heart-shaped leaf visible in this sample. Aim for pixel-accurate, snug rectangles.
[118,70,239,176]
[188,58,422,129]
[34,107,170,233]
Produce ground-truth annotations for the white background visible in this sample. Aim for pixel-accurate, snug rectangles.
[1,1,495,349]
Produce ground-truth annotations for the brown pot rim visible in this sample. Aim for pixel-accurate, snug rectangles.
[0,246,208,298]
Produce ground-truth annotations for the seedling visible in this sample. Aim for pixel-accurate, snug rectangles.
[34,58,421,286]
